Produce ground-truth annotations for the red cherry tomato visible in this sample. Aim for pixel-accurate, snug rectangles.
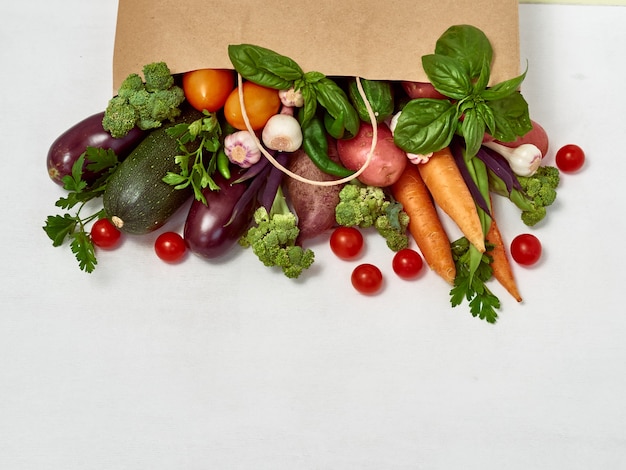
[510,233,542,266]
[154,232,187,263]
[351,264,383,295]
[329,226,364,260]
[555,144,585,173]
[90,218,121,249]
[392,248,424,279]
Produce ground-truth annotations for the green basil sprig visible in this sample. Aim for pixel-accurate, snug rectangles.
[227,44,359,137]
[393,25,532,158]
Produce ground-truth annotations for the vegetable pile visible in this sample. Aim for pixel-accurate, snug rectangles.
[43,25,586,324]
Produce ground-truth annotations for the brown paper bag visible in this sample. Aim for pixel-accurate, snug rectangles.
[112,0,520,92]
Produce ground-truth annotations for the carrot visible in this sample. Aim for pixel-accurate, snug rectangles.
[486,216,522,302]
[417,147,486,253]
[391,164,456,284]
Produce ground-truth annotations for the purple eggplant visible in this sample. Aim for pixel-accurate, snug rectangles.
[184,173,255,259]
[47,111,145,186]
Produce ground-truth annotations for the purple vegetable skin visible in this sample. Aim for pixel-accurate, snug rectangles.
[184,174,254,259]
[47,111,145,186]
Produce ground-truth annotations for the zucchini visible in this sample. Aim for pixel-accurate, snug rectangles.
[103,106,203,234]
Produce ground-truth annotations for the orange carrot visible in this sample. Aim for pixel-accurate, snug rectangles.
[391,164,456,284]
[417,147,486,253]
[486,216,522,302]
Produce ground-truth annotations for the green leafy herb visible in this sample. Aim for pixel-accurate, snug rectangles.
[227,44,360,134]
[162,111,222,205]
[450,237,500,324]
[394,24,531,158]
[43,148,121,273]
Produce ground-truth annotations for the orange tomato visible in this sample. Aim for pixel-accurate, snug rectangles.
[182,69,235,113]
[223,82,281,130]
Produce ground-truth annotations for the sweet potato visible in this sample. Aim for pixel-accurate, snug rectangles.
[284,143,344,243]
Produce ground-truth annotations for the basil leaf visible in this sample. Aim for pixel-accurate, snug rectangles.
[422,54,472,100]
[262,56,305,81]
[459,107,485,157]
[228,44,302,89]
[476,102,496,137]
[487,92,532,142]
[435,25,493,80]
[481,68,528,101]
[394,99,458,154]
[473,59,491,93]
[298,85,318,128]
[314,77,360,137]
[302,71,325,85]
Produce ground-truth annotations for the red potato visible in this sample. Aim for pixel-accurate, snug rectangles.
[336,123,407,187]
[401,81,447,100]
[284,144,344,243]
[483,120,549,158]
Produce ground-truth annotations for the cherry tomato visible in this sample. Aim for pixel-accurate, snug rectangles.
[182,69,235,113]
[154,232,187,263]
[555,144,585,173]
[90,218,121,249]
[330,226,364,260]
[351,263,383,295]
[392,248,424,279]
[510,233,542,266]
[223,81,281,130]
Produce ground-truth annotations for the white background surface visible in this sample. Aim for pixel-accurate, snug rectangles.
[2,2,626,469]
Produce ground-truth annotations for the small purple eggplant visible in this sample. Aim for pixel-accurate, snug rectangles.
[47,111,145,186]
[184,174,255,259]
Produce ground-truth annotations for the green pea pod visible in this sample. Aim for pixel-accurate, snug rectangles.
[348,79,394,123]
[302,116,354,178]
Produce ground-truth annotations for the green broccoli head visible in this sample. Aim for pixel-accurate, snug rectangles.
[275,246,315,279]
[147,88,185,122]
[117,73,144,100]
[103,61,184,137]
[336,181,410,251]
[142,62,175,92]
[518,166,560,203]
[335,181,388,228]
[374,202,410,252]
[128,87,185,130]
[102,96,137,138]
[521,206,547,227]
[239,206,315,278]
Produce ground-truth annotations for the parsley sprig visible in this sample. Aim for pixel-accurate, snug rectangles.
[42,148,120,273]
[162,111,222,205]
[450,237,500,324]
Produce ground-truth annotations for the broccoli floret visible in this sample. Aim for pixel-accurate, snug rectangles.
[374,202,410,252]
[239,189,315,279]
[335,181,387,227]
[520,205,547,227]
[518,166,560,207]
[117,73,144,100]
[101,96,137,138]
[142,62,175,92]
[335,181,410,252]
[102,61,185,138]
[489,165,560,227]
[147,88,185,122]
